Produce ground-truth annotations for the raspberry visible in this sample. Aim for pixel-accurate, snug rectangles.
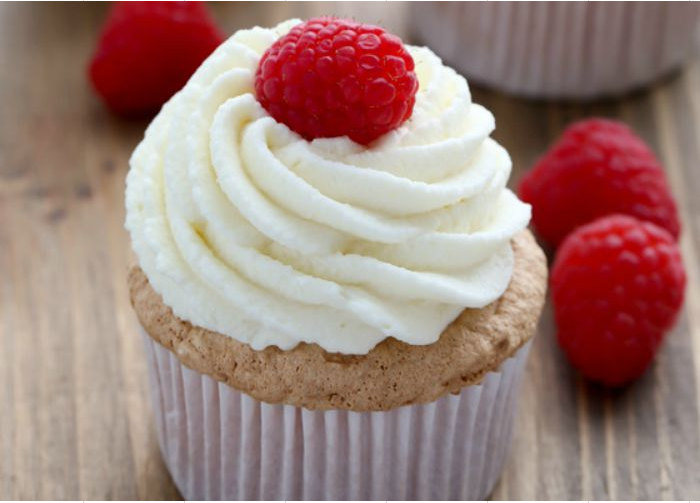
[88,1,223,116]
[518,119,680,248]
[551,214,686,386]
[254,17,418,145]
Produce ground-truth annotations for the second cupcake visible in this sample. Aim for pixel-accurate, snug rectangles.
[412,2,700,100]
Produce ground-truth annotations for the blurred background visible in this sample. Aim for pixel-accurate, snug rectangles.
[1,2,700,500]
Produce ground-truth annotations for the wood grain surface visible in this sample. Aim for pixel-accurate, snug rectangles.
[1,2,699,500]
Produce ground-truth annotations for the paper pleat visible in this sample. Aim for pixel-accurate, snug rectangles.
[142,333,531,500]
[412,2,700,99]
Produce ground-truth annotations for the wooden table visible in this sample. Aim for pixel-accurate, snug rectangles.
[2,2,699,500]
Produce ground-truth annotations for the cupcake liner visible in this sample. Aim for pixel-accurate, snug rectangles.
[412,2,700,99]
[142,331,532,500]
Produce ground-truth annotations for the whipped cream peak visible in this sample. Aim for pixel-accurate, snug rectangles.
[126,20,531,354]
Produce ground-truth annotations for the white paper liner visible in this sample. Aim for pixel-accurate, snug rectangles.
[142,332,532,500]
[412,2,700,99]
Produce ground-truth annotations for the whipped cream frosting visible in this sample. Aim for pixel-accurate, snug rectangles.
[125,19,531,354]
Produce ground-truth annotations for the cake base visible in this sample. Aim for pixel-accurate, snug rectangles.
[143,332,532,500]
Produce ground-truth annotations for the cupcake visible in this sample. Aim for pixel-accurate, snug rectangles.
[412,2,700,99]
[126,16,547,500]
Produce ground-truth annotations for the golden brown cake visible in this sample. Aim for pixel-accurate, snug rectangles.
[130,230,546,412]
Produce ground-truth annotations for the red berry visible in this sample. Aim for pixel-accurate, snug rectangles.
[551,214,686,386]
[518,119,680,248]
[88,1,223,116]
[254,17,418,145]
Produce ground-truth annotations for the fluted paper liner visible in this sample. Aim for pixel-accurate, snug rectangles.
[412,2,700,99]
[142,332,532,500]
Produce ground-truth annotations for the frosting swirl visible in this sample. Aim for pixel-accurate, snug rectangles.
[125,20,531,354]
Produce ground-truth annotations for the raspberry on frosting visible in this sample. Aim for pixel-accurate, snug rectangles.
[518,118,680,248]
[551,214,686,386]
[254,17,419,145]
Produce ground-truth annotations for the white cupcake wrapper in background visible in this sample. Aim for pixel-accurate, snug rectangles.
[412,2,700,99]
[142,332,532,500]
